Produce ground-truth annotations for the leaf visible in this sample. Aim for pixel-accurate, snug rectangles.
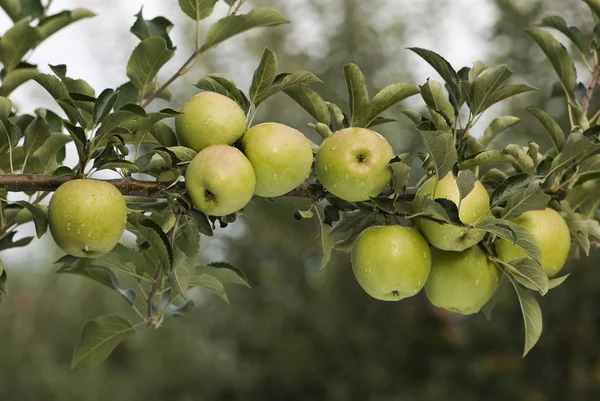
[468,60,488,82]
[71,315,136,369]
[481,84,537,111]
[26,132,71,173]
[23,115,50,159]
[506,275,543,357]
[0,232,33,251]
[126,37,175,99]
[169,247,194,300]
[37,9,96,42]
[202,7,289,49]
[178,0,218,21]
[327,102,347,130]
[0,18,42,71]
[418,130,458,181]
[548,274,570,290]
[14,201,47,238]
[470,64,513,115]
[523,107,565,151]
[195,262,250,287]
[562,209,592,255]
[358,82,420,127]
[501,183,550,219]
[93,243,146,278]
[526,28,577,92]
[0,67,39,96]
[284,85,330,125]
[96,109,144,138]
[130,7,174,49]
[189,274,229,303]
[128,215,173,270]
[551,132,599,172]
[194,73,249,110]
[538,15,585,53]
[249,48,277,106]
[478,218,542,262]
[456,170,478,201]
[491,173,533,205]
[408,47,461,105]
[578,154,600,178]
[479,116,521,148]
[343,64,369,126]
[93,89,120,124]
[497,257,548,295]
[261,70,323,104]
[316,209,335,269]
[419,79,454,124]
[584,0,600,20]
[390,161,410,199]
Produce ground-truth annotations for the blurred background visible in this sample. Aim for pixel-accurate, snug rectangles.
[2,0,600,400]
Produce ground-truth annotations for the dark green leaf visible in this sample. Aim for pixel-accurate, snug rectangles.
[0,18,42,71]
[481,84,537,111]
[408,47,461,105]
[130,7,174,49]
[93,89,119,124]
[0,232,33,251]
[14,201,47,238]
[249,48,277,106]
[343,63,369,126]
[194,73,249,110]
[195,262,250,287]
[456,170,477,201]
[478,218,542,264]
[23,115,50,158]
[538,15,585,52]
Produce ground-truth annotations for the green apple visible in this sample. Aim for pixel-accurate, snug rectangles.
[413,172,491,252]
[425,245,500,315]
[351,225,431,301]
[48,179,127,258]
[315,127,394,202]
[175,92,247,152]
[241,122,313,197]
[495,208,570,277]
[186,144,256,216]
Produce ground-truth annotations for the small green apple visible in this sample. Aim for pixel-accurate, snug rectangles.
[351,225,431,301]
[241,122,313,197]
[315,127,394,202]
[186,144,256,216]
[425,245,500,315]
[48,179,127,258]
[495,208,570,277]
[175,92,247,152]
[413,172,491,251]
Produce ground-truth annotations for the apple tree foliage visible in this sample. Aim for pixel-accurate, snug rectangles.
[1,0,600,367]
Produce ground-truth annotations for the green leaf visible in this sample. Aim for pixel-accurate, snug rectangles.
[478,218,542,262]
[249,48,277,106]
[195,262,250,288]
[470,64,513,115]
[456,170,478,201]
[284,85,330,125]
[327,102,347,130]
[130,7,174,49]
[562,209,593,255]
[203,7,289,49]
[14,201,47,238]
[418,130,458,181]
[113,82,139,110]
[523,107,565,151]
[128,215,173,270]
[548,273,570,290]
[501,182,551,219]
[343,63,369,126]
[538,15,585,52]
[408,47,461,106]
[0,96,12,120]
[468,60,488,82]
[71,315,136,369]
[419,79,454,124]
[169,247,194,300]
[390,161,410,199]
[33,74,88,127]
[26,132,71,173]
[496,257,548,295]
[126,37,175,99]
[93,89,119,124]
[551,132,599,172]
[0,232,33,251]
[178,0,218,21]
[23,115,50,159]
[93,243,147,278]
[188,273,229,303]
[578,154,600,178]
[479,116,520,149]
[584,0,600,20]
[261,70,323,104]
[194,73,249,110]
[526,28,577,92]
[0,0,20,21]
[37,9,96,43]
[0,67,39,96]
[358,82,420,127]
[480,84,537,111]
[316,208,334,269]
[331,211,379,252]
[506,275,543,357]
[0,18,42,71]
[96,109,144,138]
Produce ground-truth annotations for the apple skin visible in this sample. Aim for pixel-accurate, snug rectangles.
[495,208,570,277]
[425,245,500,315]
[241,122,313,197]
[175,92,247,152]
[351,225,431,301]
[48,179,127,258]
[315,128,394,202]
[413,172,491,252]
[185,144,256,216]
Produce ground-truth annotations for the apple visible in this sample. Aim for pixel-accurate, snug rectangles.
[425,245,500,315]
[413,172,491,251]
[495,208,570,277]
[241,122,313,197]
[186,144,256,216]
[175,92,247,152]
[48,179,127,258]
[315,127,394,202]
[351,225,431,301]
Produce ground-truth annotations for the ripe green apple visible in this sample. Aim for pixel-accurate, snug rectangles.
[186,144,256,216]
[495,208,570,277]
[241,122,313,197]
[48,179,127,258]
[175,92,247,152]
[351,225,431,301]
[315,128,394,202]
[425,245,500,315]
[413,172,491,252]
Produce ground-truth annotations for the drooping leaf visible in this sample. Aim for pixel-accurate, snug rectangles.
[456,170,478,201]
[128,215,173,270]
[14,201,47,238]
[195,262,250,288]
[526,28,577,92]
[284,85,330,125]
[478,218,543,263]
[0,67,39,96]
[390,161,410,199]
[523,107,565,151]
[506,275,543,357]
[0,232,33,251]
[538,15,585,53]
[188,273,229,303]
[71,315,136,369]
[316,208,335,269]
[496,257,548,295]
[194,73,249,110]
[551,132,599,172]
[418,130,457,181]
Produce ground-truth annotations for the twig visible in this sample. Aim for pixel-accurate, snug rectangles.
[232,0,246,14]
[583,63,600,115]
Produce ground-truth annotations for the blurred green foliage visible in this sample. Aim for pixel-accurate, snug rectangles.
[3,0,600,400]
